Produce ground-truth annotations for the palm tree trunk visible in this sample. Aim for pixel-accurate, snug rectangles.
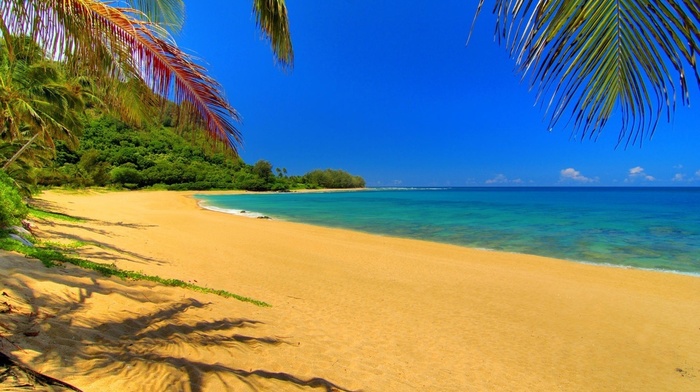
[2,133,39,170]
[0,351,83,391]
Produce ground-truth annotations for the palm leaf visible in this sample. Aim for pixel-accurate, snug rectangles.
[1,0,296,152]
[474,0,700,145]
[253,0,294,67]
[0,0,242,150]
[120,0,185,31]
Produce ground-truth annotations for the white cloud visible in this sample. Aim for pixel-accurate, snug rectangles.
[672,173,686,182]
[485,174,523,185]
[486,174,507,184]
[696,170,700,178]
[674,164,684,169]
[629,166,644,175]
[626,166,655,182]
[559,168,595,183]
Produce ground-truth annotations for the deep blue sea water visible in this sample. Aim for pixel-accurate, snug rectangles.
[196,188,700,275]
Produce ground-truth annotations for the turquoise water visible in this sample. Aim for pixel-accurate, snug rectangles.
[196,188,700,275]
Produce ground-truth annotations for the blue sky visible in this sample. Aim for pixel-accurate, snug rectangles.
[177,1,700,187]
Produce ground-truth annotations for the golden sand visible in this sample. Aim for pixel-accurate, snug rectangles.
[1,190,699,391]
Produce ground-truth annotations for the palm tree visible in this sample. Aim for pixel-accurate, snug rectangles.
[0,35,87,169]
[473,1,700,145]
[0,0,293,154]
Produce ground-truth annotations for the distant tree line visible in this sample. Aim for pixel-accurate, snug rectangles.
[303,169,365,189]
[34,116,365,192]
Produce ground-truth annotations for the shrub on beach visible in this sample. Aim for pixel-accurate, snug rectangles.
[303,169,366,189]
[0,171,28,227]
[111,165,143,186]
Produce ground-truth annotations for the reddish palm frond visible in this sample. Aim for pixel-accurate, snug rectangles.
[80,1,242,148]
[1,0,242,151]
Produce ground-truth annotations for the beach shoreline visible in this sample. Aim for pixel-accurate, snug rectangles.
[2,189,699,391]
[197,195,700,278]
[194,188,700,278]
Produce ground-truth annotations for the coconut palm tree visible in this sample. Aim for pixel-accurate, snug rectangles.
[473,1,700,145]
[0,35,87,170]
[0,0,293,154]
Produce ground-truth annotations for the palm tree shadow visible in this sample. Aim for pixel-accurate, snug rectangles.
[28,200,157,230]
[136,356,357,392]
[38,227,168,266]
[28,206,168,266]
[1,257,358,392]
[28,199,78,216]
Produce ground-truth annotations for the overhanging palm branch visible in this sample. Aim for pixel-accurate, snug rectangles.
[254,0,294,67]
[0,0,294,153]
[474,0,700,145]
[121,0,184,30]
[97,77,159,127]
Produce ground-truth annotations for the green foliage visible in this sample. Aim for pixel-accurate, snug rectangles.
[37,115,365,191]
[252,159,273,180]
[0,35,87,151]
[0,171,28,226]
[40,240,90,250]
[303,169,366,189]
[54,141,80,165]
[27,205,84,222]
[0,38,361,193]
[111,165,143,186]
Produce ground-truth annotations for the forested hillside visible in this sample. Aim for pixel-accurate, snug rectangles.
[34,115,365,192]
[0,33,363,195]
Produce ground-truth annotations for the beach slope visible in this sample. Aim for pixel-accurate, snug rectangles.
[1,190,699,391]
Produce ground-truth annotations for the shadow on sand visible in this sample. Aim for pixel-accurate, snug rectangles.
[0,254,357,392]
[28,211,168,266]
[30,199,157,230]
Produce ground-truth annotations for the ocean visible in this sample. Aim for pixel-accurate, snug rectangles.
[195,188,700,275]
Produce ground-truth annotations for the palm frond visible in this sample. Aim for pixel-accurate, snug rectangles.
[99,78,159,127]
[1,0,242,150]
[253,0,294,68]
[1,0,295,152]
[120,0,185,31]
[1,35,86,153]
[474,0,700,146]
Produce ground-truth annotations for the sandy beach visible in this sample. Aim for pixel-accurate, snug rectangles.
[1,189,699,391]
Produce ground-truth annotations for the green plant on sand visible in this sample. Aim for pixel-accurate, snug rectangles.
[27,205,85,222]
[0,235,270,307]
[0,170,27,227]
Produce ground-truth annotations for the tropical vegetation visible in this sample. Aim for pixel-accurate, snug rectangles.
[34,114,365,191]
[0,170,27,226]
[0,34,364,193]
[0,0,293,155]
[0,1,363,193]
